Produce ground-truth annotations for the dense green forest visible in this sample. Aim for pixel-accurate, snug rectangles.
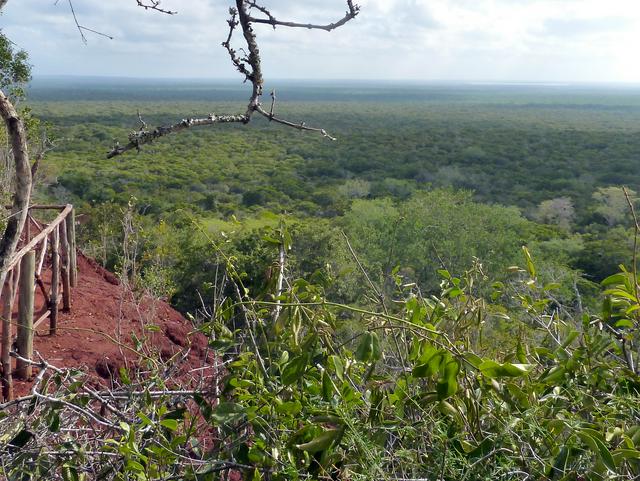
[4,78,640,480]
[29,80,640,311]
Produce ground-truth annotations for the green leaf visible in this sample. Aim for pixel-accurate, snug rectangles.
[601,273,630,287]
[49,411,61,433]
[251,468,262,481]
[437,359,460,400]
[275,400,302,416]
[322,371,333,401]
[551,446,571,477]
[615,319,635,329]
[540,366,566,384]
[463,353,483,369]
[212,402,245,424]
[295,429,340,453]
[160,419,179,431]
[282,354,309,385]
[613,448,640,462]
[119,367,131,385]
[479,360,532,379]
[62,464,80,481]
[438,269,452,280]
[522,246,536,278]
[413,350,443,378]
[329,355,344,381]
[355,332,381,363]
[7,429,33,450]
[561,330,580,348]
[578,429,616,473]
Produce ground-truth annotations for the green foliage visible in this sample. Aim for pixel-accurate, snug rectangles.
[3,220,640,480]
[0,30,31,98]
[6,81,640,479]
[340,190,531,297]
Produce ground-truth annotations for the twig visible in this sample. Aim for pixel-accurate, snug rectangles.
[624,187,640,308]
[62,0,113,43]
[107,114,248,158]
[246,0,360,32]
[136,0,176,14]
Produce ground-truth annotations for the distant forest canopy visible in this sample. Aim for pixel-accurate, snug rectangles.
[27,78,640,311]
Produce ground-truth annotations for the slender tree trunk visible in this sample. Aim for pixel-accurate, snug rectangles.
[0,90,32,291]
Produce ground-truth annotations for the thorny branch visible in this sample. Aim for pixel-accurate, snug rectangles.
[108,0,359,158]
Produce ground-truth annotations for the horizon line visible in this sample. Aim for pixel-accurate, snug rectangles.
[28,75,640,89]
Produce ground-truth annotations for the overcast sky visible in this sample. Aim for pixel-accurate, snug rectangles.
[2,0,640,83]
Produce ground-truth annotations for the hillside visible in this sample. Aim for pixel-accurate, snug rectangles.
[12,253,211,397]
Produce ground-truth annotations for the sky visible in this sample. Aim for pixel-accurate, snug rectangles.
[2,0,640,83]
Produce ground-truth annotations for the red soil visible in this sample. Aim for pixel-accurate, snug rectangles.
[10,253,213,397]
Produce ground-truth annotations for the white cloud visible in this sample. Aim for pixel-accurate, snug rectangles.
[1,0,640,82]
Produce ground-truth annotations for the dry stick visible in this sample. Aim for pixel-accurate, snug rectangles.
[341,230,410,375]
[233,283,268,379]
[622,187,640,374]
[50,226,60,335]
[60,218,71,312]
[11,260,20,315]
[67,208,78,287]
[0,89,32,295]
[624,187,640,303]
[36,234,48,276]
[107,114,248,158]
[35,274,50,307]
[25,208,30,243]
[16,250,35,380]
[273,241,285,322]
[246,0,359,32]
[1,269,14,400]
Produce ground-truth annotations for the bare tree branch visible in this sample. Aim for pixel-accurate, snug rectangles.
[247,0,360,31]
[108,0,358,158]
[136,0,176,15]
[0,89,32,291]
[55,0,113,43]
[107,114,248,158]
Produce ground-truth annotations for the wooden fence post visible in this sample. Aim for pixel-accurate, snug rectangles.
[67,208,77,288]
[16,251,35,380]
[60,218,71,312]
[50,226,60,335]
[2,269,14,401]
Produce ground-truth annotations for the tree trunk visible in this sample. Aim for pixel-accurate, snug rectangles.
[0,90,32,292]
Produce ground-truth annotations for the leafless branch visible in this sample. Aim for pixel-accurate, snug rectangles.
[136,0,176,15]
[55,0,113,43]
[247,0,360,31]
[31,131,55,178]
[108,0,358,158]
[0,89,32,291]
[107,113,248,158]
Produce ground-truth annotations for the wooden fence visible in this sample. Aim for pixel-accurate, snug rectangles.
[0,204,77,401]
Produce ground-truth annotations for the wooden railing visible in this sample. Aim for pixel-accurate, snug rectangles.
[0,204,77,401]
